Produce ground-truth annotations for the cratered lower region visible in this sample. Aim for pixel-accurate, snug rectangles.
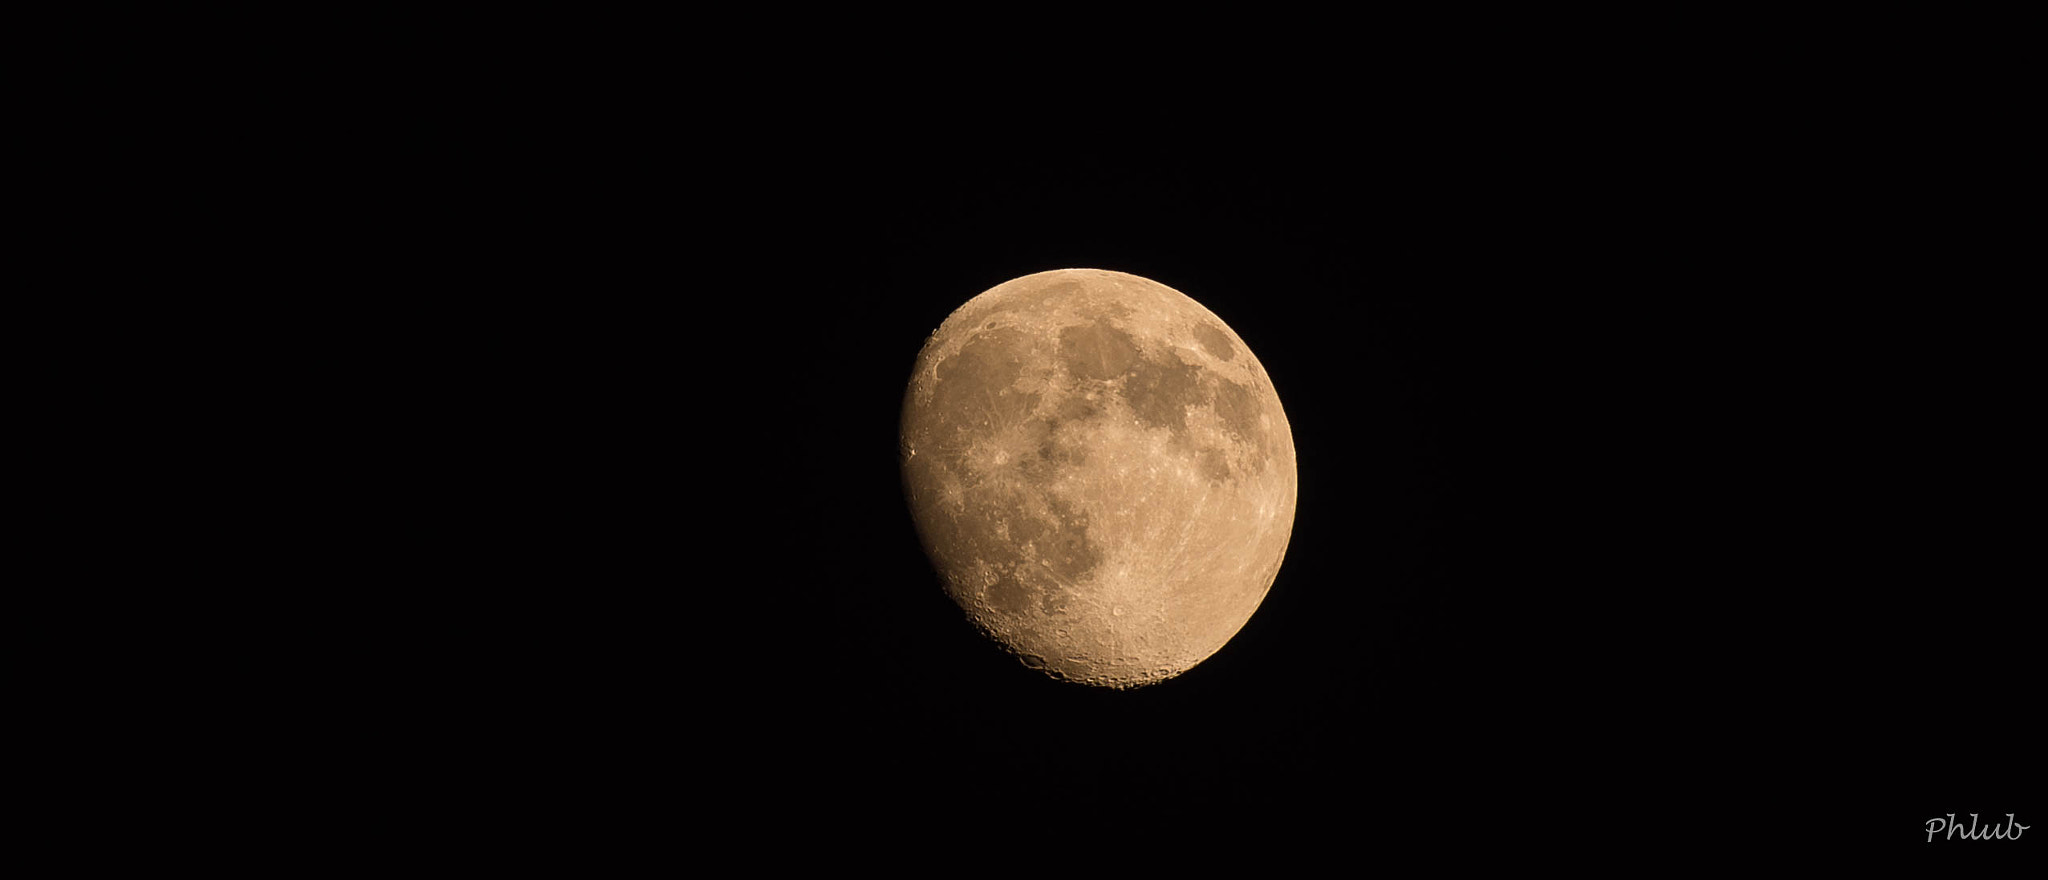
[900,269,1297,688]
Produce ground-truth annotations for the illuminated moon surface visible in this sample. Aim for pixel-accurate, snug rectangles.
[900,269,1297,688]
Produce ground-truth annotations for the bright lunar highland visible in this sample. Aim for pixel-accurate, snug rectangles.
[901,269,1297,688]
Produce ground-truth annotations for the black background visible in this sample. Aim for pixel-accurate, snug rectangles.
[302,32,2036,860]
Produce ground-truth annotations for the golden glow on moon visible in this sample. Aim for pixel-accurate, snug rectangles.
[900,269,1297,688]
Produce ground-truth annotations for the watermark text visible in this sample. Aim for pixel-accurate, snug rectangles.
[1925,814,2028,842]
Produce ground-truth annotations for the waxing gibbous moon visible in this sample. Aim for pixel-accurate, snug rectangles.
[900,269,1297,688]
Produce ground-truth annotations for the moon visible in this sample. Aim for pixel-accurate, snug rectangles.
[901,269,1297,688]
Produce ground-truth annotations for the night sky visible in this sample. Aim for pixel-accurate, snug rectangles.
[336,61,2032,859]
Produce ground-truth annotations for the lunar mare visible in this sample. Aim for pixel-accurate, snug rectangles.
[901,269,1297,688]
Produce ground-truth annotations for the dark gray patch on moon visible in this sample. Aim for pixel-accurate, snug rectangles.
[1122,352,1204,434]
[1054,394,1102,424]
[1195,322,1237,361]
[1024,422,1087,475]
[1059,322,1140,381]
[1209,376,1264,448]
[986,565,1033,616]
[927,482,1101,622]
[933,327,1038,443]
[1036,495,1100,595]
